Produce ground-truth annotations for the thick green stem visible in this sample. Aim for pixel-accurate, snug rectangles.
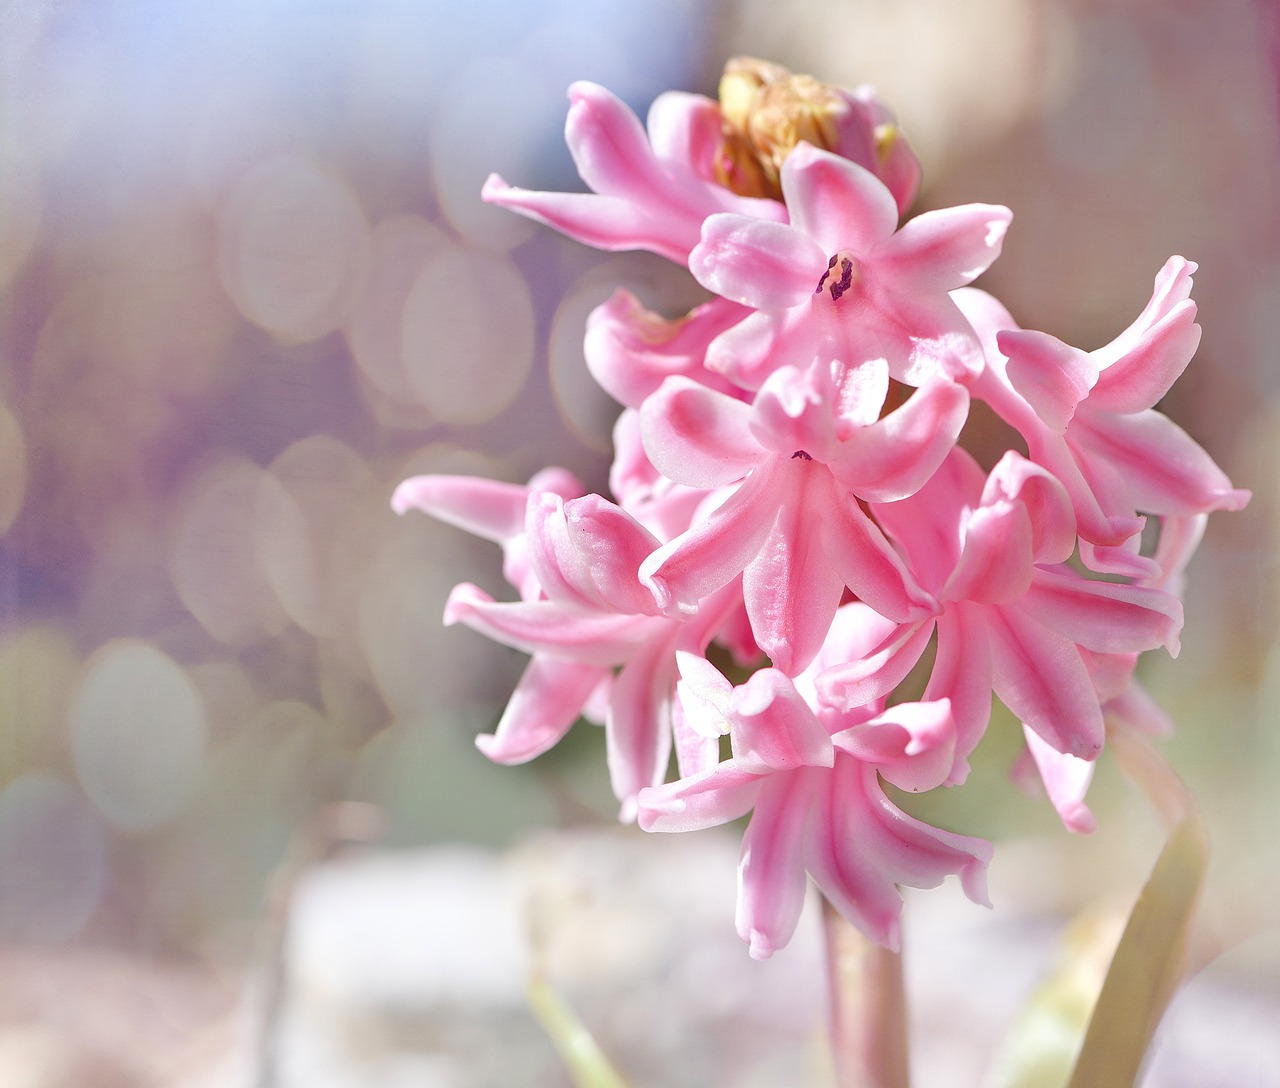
[822,896,911,1088]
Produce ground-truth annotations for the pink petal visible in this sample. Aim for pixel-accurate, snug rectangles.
[672,695,721,779]
[821,480,937,622]
[637,762,765,833]
[443,583,649,665]
[391,474,545,540]
[980,452,1077,564]
[607,635,677,823]
[641,376,763,488]
[834,698,957,793]
[1088,257,1200,412]
[749,363,843,463]
[831,379,970,502]
[690,214,827,309]
[481,176,697,264]
[865,286,987,383]
[1022,725,1097,834]
[1071,408,1251,517]
[987,604,1104,760]
[476,657,608,764]
[877,203,1012,290]
[815,618,934,711]
[942,501,1035,604]
[1103,679,1173,737]
[925,603,993,772]
[781,142,899,255]
[743,469,848,676]
[562,495,664,616]
[737,770,814,959]
[584,290,749,409]
[998,328,1099,432]
[871,446,984,582]
[640,460,782,616]
[728,669,835,771]
[1024,567,1183,657]
[674,649,734,738]
[644,89,722,177]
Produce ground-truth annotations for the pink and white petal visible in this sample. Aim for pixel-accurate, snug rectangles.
[925,603,993,772]
[1089,257,1197,377]
[742,475,847,676]
[641,376,764,488]
[525,492,603,610]
[942,501,1035,605]
[877,203,1012,290]
[481,177,698,263]
[564,81,671,201]
[849,763,993,907]
[392,474,531,539]
[737,770,814,959]
[998,329,1099,432]
[671,694,721,778]
[704,308,798,390]
[443,583,646,665]
[1027,428,1146,548]
[806,758,908,949]
[1086,299,1200,414]
[729,668,835,772]
[750,363,841,463]
[869,287,987,383]
[1024,568,1183,656]
[981,451,1077,564]
[606,636,677,823]
[1072,409,1251,517]
[1022,725,1097,834]
[675,649,734,739]
[562,495,664,615]
[834,698,957,793]
[637,761,765,833]
[691,214,827,309]
[871,446,983,581]
[584,290,749,409]
[640,460,783,616]
[987,604,1104,760]
[1077,539,1161,581]
[814,618,934,711]
[831,380,969,503]
[1148,513,1208,595]
[476,656,608,764]
[821,482,937,622]
[645,89,723,176]
[780,143,899,254]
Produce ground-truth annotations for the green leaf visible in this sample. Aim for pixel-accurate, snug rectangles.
[526,973,631,1088]
[1065,809,1209,1088]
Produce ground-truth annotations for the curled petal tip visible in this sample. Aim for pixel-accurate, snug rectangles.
[1062,802,1097,835]
[480,172,512,204]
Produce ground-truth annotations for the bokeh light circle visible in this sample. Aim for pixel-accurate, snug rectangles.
[216,152,370,343]
[72,641,208,833]
[401,247,535,424]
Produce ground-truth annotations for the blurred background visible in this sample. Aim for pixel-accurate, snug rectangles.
[0,0,1277,1084]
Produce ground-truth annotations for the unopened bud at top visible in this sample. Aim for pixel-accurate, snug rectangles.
[714,57,922,215]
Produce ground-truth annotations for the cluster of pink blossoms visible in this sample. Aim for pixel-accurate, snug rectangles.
[393,61,1249,958]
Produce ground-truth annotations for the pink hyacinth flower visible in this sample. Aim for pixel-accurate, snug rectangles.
[434,490,744,821]
[688,142,1011,390]
[482,82,785,264]
[820,448,1183,768]
[959,259,1250,565]
[639,657,990,957]
[636,368,951,674]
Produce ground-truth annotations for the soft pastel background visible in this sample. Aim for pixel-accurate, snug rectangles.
[0,1,1276,1084]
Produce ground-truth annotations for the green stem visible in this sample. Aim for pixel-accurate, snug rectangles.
[822,896,911,1088]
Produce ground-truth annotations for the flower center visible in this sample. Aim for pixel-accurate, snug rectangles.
[815,252,858,302]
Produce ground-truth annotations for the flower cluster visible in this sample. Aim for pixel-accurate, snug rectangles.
[394,59,1248,958]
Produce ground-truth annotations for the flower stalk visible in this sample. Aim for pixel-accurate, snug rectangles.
[823,895,910,1088]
